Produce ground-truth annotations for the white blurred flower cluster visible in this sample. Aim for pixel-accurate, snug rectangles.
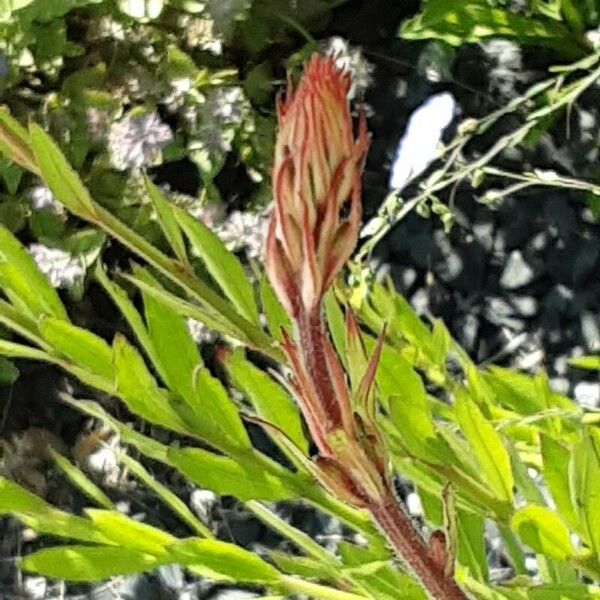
[214,208,269,260]
[321,37,374,100]
[186,318,216,345]
[186,86,250,155]
[108,111,173,170]
[28,244,85,289]
[26,185,63,214]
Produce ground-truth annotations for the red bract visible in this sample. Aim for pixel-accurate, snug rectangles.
[266,54,369,318]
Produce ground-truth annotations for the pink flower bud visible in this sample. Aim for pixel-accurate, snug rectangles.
[266,54,369,318]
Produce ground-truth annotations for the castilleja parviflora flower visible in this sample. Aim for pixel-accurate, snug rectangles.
[263,56,468,600]
[266,54,369,318]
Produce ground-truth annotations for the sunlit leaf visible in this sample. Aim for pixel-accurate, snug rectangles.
[511,504,574,560]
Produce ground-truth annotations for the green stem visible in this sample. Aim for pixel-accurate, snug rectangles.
[246,501,336,564]
[280,575,368,600]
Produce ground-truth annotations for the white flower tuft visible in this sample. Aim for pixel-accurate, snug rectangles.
[108,111,173,170]
[29,244,85,289]
[322,37,374,100]
[215,209,269,260]
[26,185,64,214]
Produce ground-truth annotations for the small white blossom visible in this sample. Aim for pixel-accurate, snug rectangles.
[29,244,85,289]
[322,37,374,100]
[187,318,216,345]
[193,87,249,154]
[181,15,223,55]
[26,185,63,214]
[108,111,173,170]
[215,209,269,259]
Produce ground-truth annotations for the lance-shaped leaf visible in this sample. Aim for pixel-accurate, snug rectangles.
[0,109,38,173]
[511,505,574,561]
[168,446,297,502]
[0,225,68,321]
[112,334,188,433]
[454,389,514,504]
[222,348,308,455]
[168,537,280,584]
[21,546,162,581]
[39,318,115,388]
[174,206,259,325]
[143,174,188,264]
[29,124,96,219]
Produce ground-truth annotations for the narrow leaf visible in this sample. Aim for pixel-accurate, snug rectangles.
[168,537,280,583]
[511,505,574,560]
[223,349,308,455]
[144,174,188,263]
[0,225,67,320]
[118,452,212,538]
[112,335,187,433]
[136,267,201,402]
[168,447,296,501]
[259,272,290,342]
[21,546,160,581]
[0,108,38,174]
[49,448,113,510]
[174,206,259,324]
[39,318,115,384]
[85,509,175,555]
[29,124,96,218]
[454,390,514,503]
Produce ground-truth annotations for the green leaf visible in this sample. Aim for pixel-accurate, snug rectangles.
[570,431,600,552]
[144,175,187,263]
[0,109,37,173]
[29,124,95,219]
[399,0,582,55]
[541,435,579,531]
[223,349,308,455]
[186,365,251,451]
[118,452,212,538]
[174,206,259,325]
[112,334,187,433]
[457,512,487,582]
[324,290,347,361]
[0,476,51,514]
[511,504,574,560]
[568,355,600,371]
[85,509,174,555]
[169,537,280,583]
[136,268,201,402]
[0,225,67,320]
[454,390,514,503]
[0,357,18,384]
[21,546,161,581]
[259,272,290,342]
[0,477,110,544]
[49,448,113,510]
[168,447,296,501]
[124,270,244,341]
[17,0,103,22]
[39,318,115,385]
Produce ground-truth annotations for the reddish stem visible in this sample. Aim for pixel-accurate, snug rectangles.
[297,308,343,432]
[369,494,468,600]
